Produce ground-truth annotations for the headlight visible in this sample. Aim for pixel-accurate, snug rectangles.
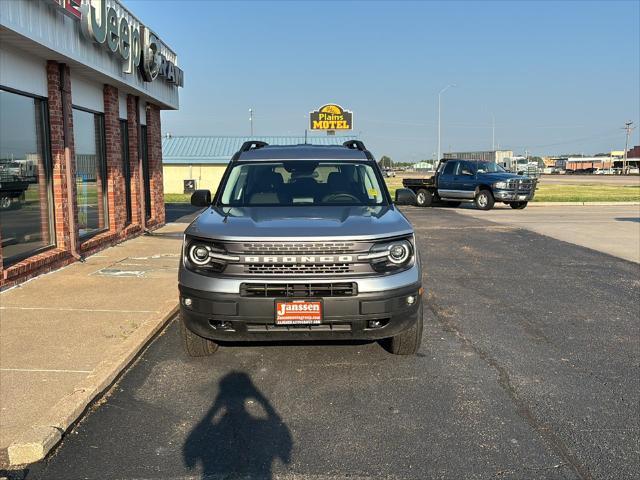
[360,238,414,273]
[493,181,508,189]
[188,244,213,266]
[184,238,239,273]
[388,242,411,264]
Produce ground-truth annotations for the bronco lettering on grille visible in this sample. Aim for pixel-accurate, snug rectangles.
[243,255,355,264]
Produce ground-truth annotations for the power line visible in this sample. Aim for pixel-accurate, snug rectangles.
[623,121,635,174]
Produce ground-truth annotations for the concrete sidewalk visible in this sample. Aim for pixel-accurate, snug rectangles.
[0,223,185,467]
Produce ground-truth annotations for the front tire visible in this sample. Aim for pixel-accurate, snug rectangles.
[510,201,528,209]
[388,302,423,355]
[475,189,495,211]
[415,189,433,207]
[179,313,219,357]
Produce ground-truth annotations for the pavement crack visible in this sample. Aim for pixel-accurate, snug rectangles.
[425,292,593,480]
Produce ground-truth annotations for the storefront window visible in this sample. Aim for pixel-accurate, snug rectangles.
[0,88,54,263]
[73,108,108,237]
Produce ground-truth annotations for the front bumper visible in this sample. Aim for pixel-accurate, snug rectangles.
[179,282,422,342]
[493,189,536,201]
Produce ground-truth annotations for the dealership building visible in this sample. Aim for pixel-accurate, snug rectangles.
[0,0,182,288]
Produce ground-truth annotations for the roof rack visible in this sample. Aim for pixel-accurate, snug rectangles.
[343,140,375,161]
[239,141,268,152]
[231,141,269,162]
[342,140,367,151]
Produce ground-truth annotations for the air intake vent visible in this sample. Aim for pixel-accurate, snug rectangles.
[240,282,357,297]
[246,263,353,275]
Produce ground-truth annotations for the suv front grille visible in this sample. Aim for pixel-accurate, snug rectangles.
[507,178,536,191]
[246,263,352,275]
[241,282,357,297]
[241,242,355,255]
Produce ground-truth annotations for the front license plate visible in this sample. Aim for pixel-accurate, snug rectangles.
[275,300,322,325]
[518,195,527,200]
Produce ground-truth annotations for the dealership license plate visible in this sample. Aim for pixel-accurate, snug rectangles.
[275,300,322,325]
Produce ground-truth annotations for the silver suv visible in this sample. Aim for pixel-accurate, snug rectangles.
[179,141,423,356]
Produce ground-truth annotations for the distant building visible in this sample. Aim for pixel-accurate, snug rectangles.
[162,135,358,194]
[412,161,436,171]
[627,146,640,159]
[565,157,614,170]
[443,150,513,163]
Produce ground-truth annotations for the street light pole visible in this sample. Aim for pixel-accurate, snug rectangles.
[437,84,455,162]
[249,108,253,136]
[492,114,495,151]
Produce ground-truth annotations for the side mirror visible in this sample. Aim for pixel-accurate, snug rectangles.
[190,189,211,207]
[394,188,417,206]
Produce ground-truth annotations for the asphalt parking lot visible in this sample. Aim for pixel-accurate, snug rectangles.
[24,205,639,480]
[455,203,640,263]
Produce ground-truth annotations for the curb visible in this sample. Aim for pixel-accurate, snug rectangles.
[529,201,640,206]
[6,304,179,466]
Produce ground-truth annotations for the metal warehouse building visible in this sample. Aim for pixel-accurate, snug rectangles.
[162,136,358,195]
[0,0,182,288]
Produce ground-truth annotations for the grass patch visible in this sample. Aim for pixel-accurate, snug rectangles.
[533,184,640,202]
[165,193,192,203]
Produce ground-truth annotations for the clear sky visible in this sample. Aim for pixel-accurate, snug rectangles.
[129,0,639,161]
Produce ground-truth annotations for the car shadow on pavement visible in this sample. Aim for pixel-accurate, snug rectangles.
[614,217,640,223]
[183,371,292,479]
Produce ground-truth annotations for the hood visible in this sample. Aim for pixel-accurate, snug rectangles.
[185,205,414,241]
[477,172,525,182]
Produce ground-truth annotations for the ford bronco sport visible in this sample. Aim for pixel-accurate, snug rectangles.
[179,140,423,356]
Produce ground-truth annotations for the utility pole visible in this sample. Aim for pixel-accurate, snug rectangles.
[623,121,634,174]
[437,84,455,162]
[249,108,254,136]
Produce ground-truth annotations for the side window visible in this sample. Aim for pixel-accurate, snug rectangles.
[442,161,456,175]
[459,161,474,175]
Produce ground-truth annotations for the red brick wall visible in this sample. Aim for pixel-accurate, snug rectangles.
[0,62,167,289]
[127,94,142,226]
[47,61,77,252]
[103,84,126,233]
[146,104,165,227]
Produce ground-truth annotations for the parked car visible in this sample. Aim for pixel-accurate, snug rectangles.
[0,173,29,210]
[179,140,423,356]
[402,158,537,210]
[383,169,396,178]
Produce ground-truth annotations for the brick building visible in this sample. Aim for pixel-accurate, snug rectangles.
[0,0,183,288]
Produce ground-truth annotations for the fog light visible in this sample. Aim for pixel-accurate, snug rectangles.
[368,320,382,329]
[406,295,416,305]
[183,298,192,307]
[210,320,233,331]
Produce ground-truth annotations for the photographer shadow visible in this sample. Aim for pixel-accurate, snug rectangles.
[183,371,292,479]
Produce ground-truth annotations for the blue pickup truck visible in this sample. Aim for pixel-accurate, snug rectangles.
[402,158,537,210]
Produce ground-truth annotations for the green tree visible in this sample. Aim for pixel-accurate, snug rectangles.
[378,155,393,168]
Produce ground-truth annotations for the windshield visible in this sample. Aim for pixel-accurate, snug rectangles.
[218,161,388,207]
[475,161,506,174]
